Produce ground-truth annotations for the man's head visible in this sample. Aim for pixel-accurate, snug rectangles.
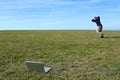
[91,17,97,22]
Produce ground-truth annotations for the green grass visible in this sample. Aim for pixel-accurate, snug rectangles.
[0,30,120,80]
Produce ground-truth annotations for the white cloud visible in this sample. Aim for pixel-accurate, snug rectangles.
[0,0,104,10]
[0,0,53,9]
[90,0,102,3]
[108,8,120,12]
[0,0,78,10]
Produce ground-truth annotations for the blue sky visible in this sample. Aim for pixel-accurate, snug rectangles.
[0,0,120,30]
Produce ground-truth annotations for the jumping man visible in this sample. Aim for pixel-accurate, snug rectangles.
[92,16,104,38]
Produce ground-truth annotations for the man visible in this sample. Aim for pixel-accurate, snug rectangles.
[92,16,104,38]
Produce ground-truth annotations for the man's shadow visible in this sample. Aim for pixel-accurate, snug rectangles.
[105,36,120,39]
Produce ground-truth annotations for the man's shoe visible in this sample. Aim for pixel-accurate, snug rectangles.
[100,36,104,38]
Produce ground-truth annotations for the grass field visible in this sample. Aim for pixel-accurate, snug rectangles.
[0,30,120,80]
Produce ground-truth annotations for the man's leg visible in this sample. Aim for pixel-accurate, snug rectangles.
[100,32,104,38]
[97,26,104,38]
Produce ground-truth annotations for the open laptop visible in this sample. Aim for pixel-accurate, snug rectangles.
[25,61,52,73]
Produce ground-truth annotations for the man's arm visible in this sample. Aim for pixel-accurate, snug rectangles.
[98,16,100,21]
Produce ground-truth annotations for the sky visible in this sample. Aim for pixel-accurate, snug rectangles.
[0,0,120,30]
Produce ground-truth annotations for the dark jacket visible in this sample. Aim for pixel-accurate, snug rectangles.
[92,16,102,26]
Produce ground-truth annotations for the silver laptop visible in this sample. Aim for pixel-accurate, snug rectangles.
[25,61,52,73]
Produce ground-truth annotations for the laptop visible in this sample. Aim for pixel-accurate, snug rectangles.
[25,61,52,73]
